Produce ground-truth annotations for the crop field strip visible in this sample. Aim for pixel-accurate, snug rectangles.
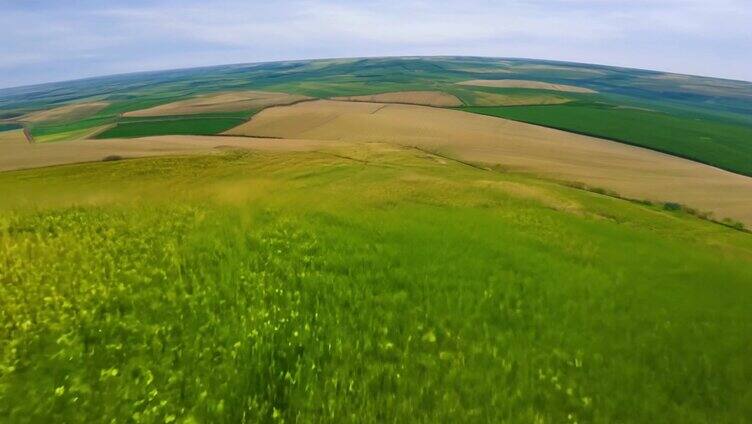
[457,79,598,93]
[0,123,23,132]
[122,91,312,117]
[4,56,751,160]
[87,92,324,140]
[17,101,110,124]
[0,131,338,172]
[2,59,751,214]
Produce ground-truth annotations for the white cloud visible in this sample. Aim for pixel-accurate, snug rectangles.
[1,0,750,87]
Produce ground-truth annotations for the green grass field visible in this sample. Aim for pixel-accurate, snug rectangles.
[94,114,252,139]
[461,103,752,176]
[1,146,751,422]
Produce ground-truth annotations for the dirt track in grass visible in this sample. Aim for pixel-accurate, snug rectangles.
[225,100,752,225]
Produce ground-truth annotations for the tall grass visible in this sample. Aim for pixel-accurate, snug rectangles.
[1,148,751,422]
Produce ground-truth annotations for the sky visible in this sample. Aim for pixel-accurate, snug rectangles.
[1,0,750,88]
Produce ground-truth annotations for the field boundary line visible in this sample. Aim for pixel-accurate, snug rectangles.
[22,125,34,144]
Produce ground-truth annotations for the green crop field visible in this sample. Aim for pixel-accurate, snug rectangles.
[94,114,251,139]
[0,123,22,132]
[1,147,751,423]
[462,103,752,176]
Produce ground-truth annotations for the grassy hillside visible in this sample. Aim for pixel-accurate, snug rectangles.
[462,103,752,176]
[1,147,751,422]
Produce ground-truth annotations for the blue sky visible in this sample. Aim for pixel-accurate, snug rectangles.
[1,0,750,88]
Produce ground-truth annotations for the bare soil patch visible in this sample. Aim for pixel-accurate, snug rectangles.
[226,100,752,225]
[333,91,463,107]
[124,91,311,117]
[457,79,597,93]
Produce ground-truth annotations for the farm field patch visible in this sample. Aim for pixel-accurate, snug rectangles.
[457,89,572,106]
[19,101,109,123]
[463,103,752,176]
[332,90,463,107]
[123,91,311,117]
[95,114,251,139]
[457,79,597,93]
[2,56,752,423]
[1,148,751,422]
[226,100,752,226]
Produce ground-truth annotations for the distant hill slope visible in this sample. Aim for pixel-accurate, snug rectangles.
[1,56,751,175]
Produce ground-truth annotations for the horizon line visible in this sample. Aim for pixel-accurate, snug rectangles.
[2,54,751,93]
